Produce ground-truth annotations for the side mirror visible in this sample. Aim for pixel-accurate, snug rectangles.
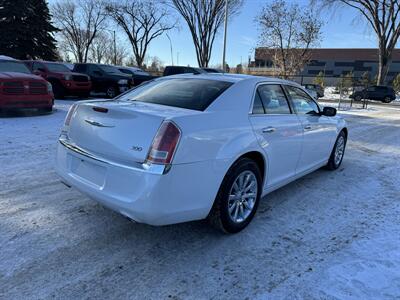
[38,68,46,72]
[322,106,337,117]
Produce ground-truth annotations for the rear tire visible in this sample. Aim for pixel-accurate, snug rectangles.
[208,158,262,233]
[382,96,392,103]
[326,131,347,170]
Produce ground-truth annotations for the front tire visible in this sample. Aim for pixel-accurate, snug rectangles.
[39,106,53,113]
[52,81,65,99]
[208,158,262,233]
[106,86,117,98]
[326,131,347,170]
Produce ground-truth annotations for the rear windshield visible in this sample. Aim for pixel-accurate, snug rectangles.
[0,61,31,74]
[118,78,233,111]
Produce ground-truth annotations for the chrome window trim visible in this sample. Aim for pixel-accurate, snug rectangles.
[248,82,294,115]
[59,137,166,175]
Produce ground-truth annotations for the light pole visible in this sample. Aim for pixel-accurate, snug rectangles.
[222,0,228,72]
[105,29,117,65]
[166,33,174,66]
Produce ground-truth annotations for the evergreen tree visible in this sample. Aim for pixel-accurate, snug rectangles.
[0,0,58,60]
[313,71,325,87]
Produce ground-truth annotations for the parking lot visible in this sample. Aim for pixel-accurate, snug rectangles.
[1,100,400,299]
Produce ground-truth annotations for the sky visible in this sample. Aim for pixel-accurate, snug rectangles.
[48,0,380,67]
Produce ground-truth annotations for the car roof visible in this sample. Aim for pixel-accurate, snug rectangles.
[0,55,17,61]
[161,73,301,86]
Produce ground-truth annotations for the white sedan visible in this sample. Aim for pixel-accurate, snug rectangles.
[56,74,347,233]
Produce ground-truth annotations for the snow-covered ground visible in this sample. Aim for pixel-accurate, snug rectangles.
[1,100,400,299]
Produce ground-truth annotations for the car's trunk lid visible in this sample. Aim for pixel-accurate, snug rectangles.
[67,100,195,164]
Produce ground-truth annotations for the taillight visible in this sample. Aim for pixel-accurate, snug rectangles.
[64,104,78,126]
[146,121,181,165]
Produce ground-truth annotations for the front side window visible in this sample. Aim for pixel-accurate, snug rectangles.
[99,65,121,74]
[286,86,320,115]
[32,62,45,72]
[88,65,102,75]
[119,78,233,111]
[256,84,291,114]
[74,64,86,72]
[119,69,132,75]
[45,63,71,73]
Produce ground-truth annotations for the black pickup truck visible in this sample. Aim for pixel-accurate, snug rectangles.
[73,63,133,98]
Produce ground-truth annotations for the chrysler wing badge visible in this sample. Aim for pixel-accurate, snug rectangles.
[85,119,115,128]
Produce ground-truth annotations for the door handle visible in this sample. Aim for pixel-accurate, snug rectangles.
[304,125,312,130]
[262,127,276,133]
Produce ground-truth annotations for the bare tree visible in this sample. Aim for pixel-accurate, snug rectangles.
[316,0,400,85]
[169,0,242,67]
[52,0,107,63]
[90,32,110,63]
[90,32,128,65]
[256,0,322,78]
[105,0,175,68]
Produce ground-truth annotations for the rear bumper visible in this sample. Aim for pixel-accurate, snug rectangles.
[55,140,228,226]
[0,95,53,109]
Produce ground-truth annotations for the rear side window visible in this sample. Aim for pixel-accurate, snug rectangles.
[252,91,265,114]
[257,84,291,114]
[120,78,233,111]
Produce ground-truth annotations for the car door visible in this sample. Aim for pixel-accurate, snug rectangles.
[87,65,105,92]
[366,86,377,99]
[32,62,47,78]
[249,84,303,189]
[375,86,386,100]
[284,85,337,173]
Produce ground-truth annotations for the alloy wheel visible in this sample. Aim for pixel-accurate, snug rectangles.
[228,170,258,223]
[334,136,345,165]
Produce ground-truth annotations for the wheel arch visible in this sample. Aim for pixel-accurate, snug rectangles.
[341,127,348,138]
[223,150,267,189]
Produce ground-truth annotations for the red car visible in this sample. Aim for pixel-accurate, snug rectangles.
[0,57,54,112]
[24,60,92,99]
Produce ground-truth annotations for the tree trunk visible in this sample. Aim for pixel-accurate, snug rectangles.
[377,45,390,85]
[135,54,144,68]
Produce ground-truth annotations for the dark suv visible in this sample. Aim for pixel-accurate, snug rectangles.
[73,63,133,98]
[350,85,396,103]
[163,66,206,76]
[24,60,91,98]
[117,66,156,86]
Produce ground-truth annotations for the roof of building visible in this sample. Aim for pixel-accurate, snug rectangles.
[255,48,400,61]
